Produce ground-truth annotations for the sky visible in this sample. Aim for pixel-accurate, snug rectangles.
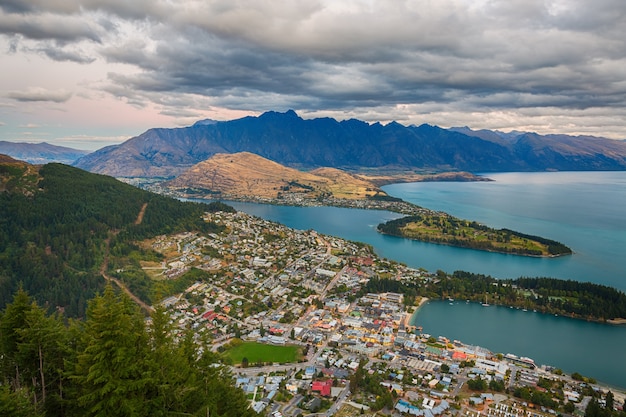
[1,0,625,150]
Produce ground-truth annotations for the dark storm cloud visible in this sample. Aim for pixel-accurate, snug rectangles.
[97,1,626,115]
[2,0,626,129]
[0,11,102,42]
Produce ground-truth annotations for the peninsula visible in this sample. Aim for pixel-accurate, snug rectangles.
[160,152,571,258]
[377,214,572,257]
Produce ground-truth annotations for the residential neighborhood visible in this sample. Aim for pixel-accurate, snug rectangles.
[144,210,625,417]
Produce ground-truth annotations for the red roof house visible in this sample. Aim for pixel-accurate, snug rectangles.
[311,379,332,397]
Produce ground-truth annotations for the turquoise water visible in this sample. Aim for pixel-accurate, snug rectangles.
[192,171,626,388]
[410,300,626,389]
[209,171,626,291]
[383,171,626,291]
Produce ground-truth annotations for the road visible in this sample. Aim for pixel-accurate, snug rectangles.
[325,385,351,416]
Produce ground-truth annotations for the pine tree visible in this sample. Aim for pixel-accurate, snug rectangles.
[16,305,68,413]
[148,307,204,415]
[0,385,42,417]
[0,288,34,389]
[72,284,153,417]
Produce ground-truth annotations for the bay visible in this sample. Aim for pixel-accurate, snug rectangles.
[410,300,626,389]
[383,171,626,291]
[190,171,626,389]
[205,171,626,291]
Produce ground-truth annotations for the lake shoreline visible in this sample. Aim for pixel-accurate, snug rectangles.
[181,190,573,259]
[409,299,626,390]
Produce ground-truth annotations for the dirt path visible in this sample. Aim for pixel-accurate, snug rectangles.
[100,223,154,315]
[135,202,148,225]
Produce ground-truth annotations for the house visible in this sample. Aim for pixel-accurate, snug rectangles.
[303,366,316,379]
[311,379,332,397]
[305,397,322,412]
[395,399,421,415]
[469,396,484,405]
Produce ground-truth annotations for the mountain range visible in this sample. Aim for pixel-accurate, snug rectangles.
[0,140,88,165]
[73,110,626,177]
[6,111,626,177]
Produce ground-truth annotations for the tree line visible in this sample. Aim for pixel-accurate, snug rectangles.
[360,271,626,322]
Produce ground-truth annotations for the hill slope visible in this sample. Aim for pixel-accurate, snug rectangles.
[167,152,386,200]
[0,159,229,316]
[74,110,626,177]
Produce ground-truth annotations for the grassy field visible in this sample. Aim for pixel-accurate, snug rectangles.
[223,341,303,365]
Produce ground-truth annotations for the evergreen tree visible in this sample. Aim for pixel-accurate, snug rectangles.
[0,385,43,417]
[0,288,34,389]
[72,285,153,417]
[606,391,614,411]
[0,287,258,417]
[16,305,69,414]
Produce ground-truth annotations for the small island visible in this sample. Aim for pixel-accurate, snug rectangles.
[377,214,572,257]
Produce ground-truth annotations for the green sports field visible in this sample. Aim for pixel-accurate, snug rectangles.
[223,341,303,364]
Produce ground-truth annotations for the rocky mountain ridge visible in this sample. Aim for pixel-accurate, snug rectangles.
[70,110,626,177]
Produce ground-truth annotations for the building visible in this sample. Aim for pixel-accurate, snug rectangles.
[311,379,332,397]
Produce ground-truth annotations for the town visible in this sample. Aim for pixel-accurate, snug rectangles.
[140,210,625,417]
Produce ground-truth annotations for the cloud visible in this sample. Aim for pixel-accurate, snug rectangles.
[38,44,95,63]
[8,87,72,103]
[1,0,626,141]
[0,11,102,42]
[53,133,132,151]
[92,1,626,115]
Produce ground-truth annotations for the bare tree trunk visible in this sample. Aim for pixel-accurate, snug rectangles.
[32,376,37,406]
[39,344,46,403]
[14,364,20,389]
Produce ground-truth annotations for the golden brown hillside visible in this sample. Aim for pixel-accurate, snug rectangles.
[166,152,388,200]
[0,154,41,194]
[0,154,19,164]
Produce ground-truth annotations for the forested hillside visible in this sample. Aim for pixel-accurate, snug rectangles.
[0,161,232,317]
[377,214,572,257]
[0,159,250,415]
[0,286,257,417]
